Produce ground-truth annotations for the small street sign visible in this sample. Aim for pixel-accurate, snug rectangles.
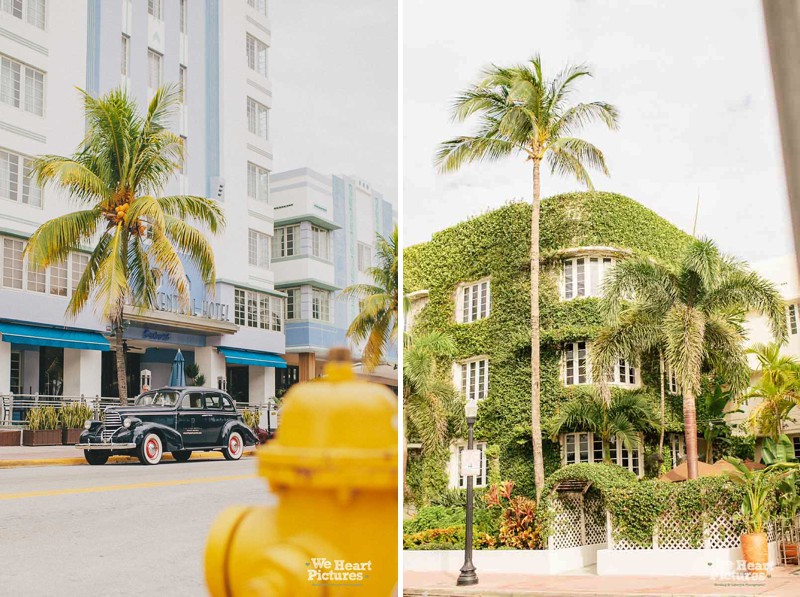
[460,449,481,477]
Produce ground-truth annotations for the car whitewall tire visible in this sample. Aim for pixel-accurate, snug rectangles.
[140,433,163,465]
[224,431,243,461]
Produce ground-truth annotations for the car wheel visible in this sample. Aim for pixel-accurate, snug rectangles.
[84,450,109,465]
[172,450,192,463]
[138,433,163,465]
[223,431,244,461]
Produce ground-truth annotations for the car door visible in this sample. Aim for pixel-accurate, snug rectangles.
[202,392,227,446]
[177,391,206,447]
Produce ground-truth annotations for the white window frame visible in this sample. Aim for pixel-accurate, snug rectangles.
[456,441,487,489]
[0,55,45,116]
[1,0,46,29]
[247,97,269,140]
[248,229,271,269]
[234,288,283,331]
[285,287,300,320]
[562,256,616,300]
[311,288,331,322]
[246,33,268,77]
[148,0,162,20]
[456,278,491,323]
[272,225,298,258]
[179,0,187,34]
[311,226,330,260]
[357,242,371,273]
[179,65,187,104]
[562,431,643,476]
[247,162,269,202]
[670,433,686,465]
[666,366,678,394]
[614,357,638,387]
[788,303,798,336]
[147,49,162,89]
[563,341,590,386]
[1,149,42,208]
[246,0,267,16]
[1,236,85,297]
[121,34,130,78]
[454,357,489,401]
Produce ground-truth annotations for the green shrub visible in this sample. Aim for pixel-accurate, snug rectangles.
[26,406,60,431]
[59,402,94,429]
[241,408,259,429]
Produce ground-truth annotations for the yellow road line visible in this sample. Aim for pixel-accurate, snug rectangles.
[0,473,258,500]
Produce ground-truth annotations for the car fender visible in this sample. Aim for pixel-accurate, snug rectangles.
[222,420,258,446]
[132,422,184,452]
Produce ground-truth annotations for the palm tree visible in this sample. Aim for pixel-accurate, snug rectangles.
[548,389,658,463]
[740,342,800,441]
[25,86,224,405]
[593,238,786,479]
[403,331,460,487]
[342,226,398,370]
[699,382,738,463]
[435,56,619,500]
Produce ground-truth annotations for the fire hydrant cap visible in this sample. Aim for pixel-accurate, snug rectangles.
[259,360,398,490]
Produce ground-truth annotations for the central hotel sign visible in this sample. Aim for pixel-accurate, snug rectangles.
[154,292,231,322]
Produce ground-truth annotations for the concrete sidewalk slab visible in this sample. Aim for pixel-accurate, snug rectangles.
[0,444,257,468]
[403,567,800,596]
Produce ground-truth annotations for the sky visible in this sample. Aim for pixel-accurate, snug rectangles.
[269,0,398,204]
[403,0,794,263]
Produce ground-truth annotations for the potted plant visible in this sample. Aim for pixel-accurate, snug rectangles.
[725,456,798,572]
[22,406,62,446]
[185,363,205,386]
[60,402,94,445]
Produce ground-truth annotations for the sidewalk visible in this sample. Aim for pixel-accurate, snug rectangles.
[0,444,256,468]
[403,567,800,596]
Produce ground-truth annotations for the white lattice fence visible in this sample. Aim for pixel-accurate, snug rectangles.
[549,493,583,549]
[656,511,703,549]
[704,516,743,549]
[584,491,607,545]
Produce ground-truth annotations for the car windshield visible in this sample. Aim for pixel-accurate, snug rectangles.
[135,391,180,407]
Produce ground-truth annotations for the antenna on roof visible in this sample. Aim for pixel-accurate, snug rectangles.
[692,189,700,237]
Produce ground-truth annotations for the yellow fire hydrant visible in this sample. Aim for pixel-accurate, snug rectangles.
[205,348,398,596]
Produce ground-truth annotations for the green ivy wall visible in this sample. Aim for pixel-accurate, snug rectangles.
[404,192,694,502]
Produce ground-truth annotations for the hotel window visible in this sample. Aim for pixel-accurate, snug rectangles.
[70,252,88,293]
[357,243,371,273]
[615,357,637,386]
[248,229,271,268]
[234,288,283,331]
[457,279,490,323]
[1,0,45,29]
[564,341,589,385]
[456,442,487,489]
[312,289,331,321]
[670,434,686,465]
[147,0,162,20]
[456,358,489,401]
[285,287,300,320]
[311,226,329,260]
[247,162,269,202]
[179,0,187,33]
[272,225,298,258]
[788,303,798,335]
[22,157,41,207]
[793,436,800,460]
[50,260,67,296]
[246,34,268,77]
[27,257,44,293]
[2,238,23,289]
[667,367,678,394]
[562,256,615,299]
[247,97,269,140]
[0,56,44,116]
[562,432,642,476]
[148,50,162,89]
[247,0,267,16]
[179,66,187,103]
[121,35,130,77]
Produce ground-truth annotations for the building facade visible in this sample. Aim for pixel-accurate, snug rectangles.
[271,168,397,391]
[0,0,287,410]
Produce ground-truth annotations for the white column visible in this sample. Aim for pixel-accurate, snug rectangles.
[195,347,227,390]
[63,349,102,397]
[0,340,10,394]
[248,366,275,406]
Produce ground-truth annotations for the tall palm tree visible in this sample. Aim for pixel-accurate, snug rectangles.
[342,226,398,370]
[548,389,658,462]
[403,331,460,491]
[593,238,786,479]
[699,382,737,463]
[435,56,619,499]
[25,86,224,404]
[740,342,800,441]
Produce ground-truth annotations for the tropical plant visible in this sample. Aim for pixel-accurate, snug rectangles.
[341,226,398,370]
[724,456,797,533]
[548,389,658,461]
[26,406,60,431]
[739,342,800,441]
[241,408,260,430]
[435,56,619,499]
[25,86,224,405]
[593,238,786,479]
[700,382,739,463]
[59,402,94,429]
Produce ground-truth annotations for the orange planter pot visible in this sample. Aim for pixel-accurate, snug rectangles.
[741,532,769,572]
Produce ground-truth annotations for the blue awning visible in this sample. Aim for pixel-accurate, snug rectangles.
[0,322,110,351]
[218,347,287,368]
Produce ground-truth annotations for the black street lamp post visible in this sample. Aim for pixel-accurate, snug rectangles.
[457,399,479,586]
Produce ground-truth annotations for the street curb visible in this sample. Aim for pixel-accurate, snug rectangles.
[0,450,257,468]
[403,590,712,597]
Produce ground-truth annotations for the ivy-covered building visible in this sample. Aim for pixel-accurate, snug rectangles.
[404,191,696,503]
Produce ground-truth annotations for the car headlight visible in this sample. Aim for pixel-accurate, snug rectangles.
[84,420,92,430]
[123,418,132,429]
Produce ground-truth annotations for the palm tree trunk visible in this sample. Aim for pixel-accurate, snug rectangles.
[683,386,699,479]
[530,157,545,502]
[705,434,713,464]
[658,351,666,463]
[114,306,128,406]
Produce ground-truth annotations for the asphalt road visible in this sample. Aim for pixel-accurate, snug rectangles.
[0,457,273,597]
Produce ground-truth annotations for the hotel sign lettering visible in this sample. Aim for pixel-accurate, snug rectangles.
[154,292,230,322]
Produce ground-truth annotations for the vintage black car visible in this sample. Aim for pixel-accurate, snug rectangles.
[76,387,258,465]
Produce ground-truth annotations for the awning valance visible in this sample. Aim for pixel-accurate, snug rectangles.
[0,322,110,351]
[218,347,287,368]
